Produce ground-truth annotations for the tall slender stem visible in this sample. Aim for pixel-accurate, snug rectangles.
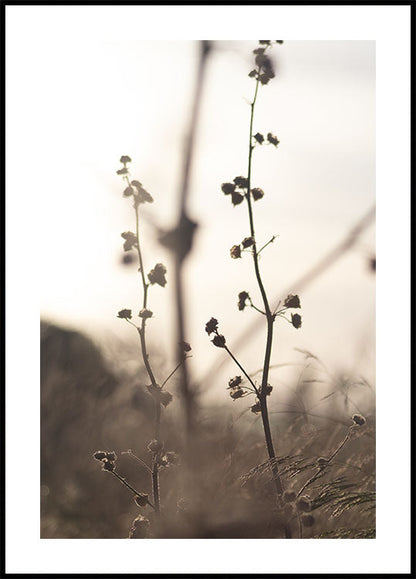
[246,74,284,498]
[131,187,161,515]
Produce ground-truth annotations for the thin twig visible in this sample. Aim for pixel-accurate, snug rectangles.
[160,356,189,389]
[109,470,155,509]
[224,344,260,397]
[122,450,152,475]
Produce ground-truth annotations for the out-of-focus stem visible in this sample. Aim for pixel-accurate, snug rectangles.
[174,40,211,450]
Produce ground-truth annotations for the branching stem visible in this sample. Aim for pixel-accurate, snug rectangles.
[246,70,284,501]
[126,175,161,515]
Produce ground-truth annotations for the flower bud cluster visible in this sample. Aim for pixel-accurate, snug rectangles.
[205,317,226,349]
[93,450,118,472]
[238,291,250,311]
[148,263,167,287]
[121,231,138,252]
[276,294,302,329]
[117,156,154,207]
[226,375,250,401]
[352,414,366,426]
[221,177,266,207]
[253,132,280,148]
[230,237,255,260]
[249,382,273,413]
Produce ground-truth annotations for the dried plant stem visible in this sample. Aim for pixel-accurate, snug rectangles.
[131,186,161,515]
[246,73,284,500]
[109,470,154,510]
[244,62,291,538]
[224,345,259,396]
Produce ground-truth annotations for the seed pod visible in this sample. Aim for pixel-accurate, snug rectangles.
[212,334,226,348]
[352,414,366,426]
[134,494,149,508]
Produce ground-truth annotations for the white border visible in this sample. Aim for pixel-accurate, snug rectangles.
[6,4,411,575]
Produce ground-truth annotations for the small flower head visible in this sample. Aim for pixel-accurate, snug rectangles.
[105,451,117,462]
[181,341,192,353]
[267,132,280,147]
[241,236,254,248]
[93,451,107,461]
[251,401,261,414]
[261,384,273,396]
[212,334,226,348]
[317,457,329,468]
[233,176,249,189]
[121,231,138,252]
[284,294,301,308]
[352,414,366,426]
[251,188,264,201]
[139,308,153,319]
[230,244,242,259]
[228,376,242,389]
[291,313,302,329]
[230,388,244,400]
[254,132,264,144]
[221,182,236,195]
[117,309,132,320]
[134,494,149,508]
[123,186,135,197]
[116,167,129,176]
[131,180,154,204]
[120,155,132,165]
[238,291,250,311]
[231,192,244,206]
[205,317,219,335]
[258,72,274,85]
[102,460,115,472]
[148,263,167,287]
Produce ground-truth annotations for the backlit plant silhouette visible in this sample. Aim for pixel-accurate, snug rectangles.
[93,156,188,537]
[205,40,304,537]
